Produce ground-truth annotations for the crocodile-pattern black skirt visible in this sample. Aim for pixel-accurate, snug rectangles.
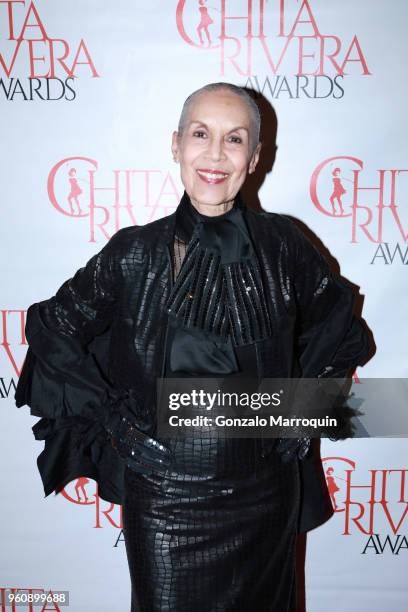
[122,431,300,612]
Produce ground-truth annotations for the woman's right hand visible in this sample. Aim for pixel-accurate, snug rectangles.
[103,394,173,475]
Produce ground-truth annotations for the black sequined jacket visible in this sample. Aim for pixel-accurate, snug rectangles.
[15,191,370,533]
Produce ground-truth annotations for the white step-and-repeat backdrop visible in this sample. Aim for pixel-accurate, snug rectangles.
[1,1,407,611]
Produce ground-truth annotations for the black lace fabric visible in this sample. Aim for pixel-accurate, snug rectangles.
[173,234,187,282]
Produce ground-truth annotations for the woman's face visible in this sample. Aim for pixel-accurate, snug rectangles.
[172,89,261,215]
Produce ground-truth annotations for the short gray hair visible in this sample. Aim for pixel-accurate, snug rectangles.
[177,82,261,151]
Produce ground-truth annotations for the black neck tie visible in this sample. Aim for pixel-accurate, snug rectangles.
[166,192,272,347]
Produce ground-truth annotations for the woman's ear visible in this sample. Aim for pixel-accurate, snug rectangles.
[248,142,262,174]
[171,130,180,163]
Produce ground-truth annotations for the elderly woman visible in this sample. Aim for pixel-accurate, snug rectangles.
[15,82,370,612]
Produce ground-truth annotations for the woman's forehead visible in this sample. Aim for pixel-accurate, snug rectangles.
[185,90,253,128]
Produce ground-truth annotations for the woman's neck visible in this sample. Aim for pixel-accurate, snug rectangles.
[190,197,235,218]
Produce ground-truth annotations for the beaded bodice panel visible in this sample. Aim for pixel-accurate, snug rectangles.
[167,222,273,347]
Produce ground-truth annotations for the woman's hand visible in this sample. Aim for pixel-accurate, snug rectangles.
[275,437,311,462]
[109,417,173,475]
[103,395,173,475]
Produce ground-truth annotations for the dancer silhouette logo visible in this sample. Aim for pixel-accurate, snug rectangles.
[47,156,180,242]
[310,155,408,255]
[175,0,371,98]
[323,455,408,554]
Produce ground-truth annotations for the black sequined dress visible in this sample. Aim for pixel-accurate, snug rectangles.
[122,195,301,612]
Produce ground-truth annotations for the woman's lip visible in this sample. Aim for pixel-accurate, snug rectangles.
[196,169,229,184]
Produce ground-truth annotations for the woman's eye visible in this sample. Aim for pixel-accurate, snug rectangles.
[191,131,242,143]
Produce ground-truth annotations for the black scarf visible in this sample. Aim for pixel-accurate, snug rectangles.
[166,191,272,347]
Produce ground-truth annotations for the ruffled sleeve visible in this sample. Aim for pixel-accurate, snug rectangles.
[14,236,127,504]
[291,223,370,379]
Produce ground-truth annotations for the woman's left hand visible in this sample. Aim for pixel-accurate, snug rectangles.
[275,437,311,462]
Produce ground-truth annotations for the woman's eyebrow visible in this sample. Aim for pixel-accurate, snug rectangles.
[188,120,249,133]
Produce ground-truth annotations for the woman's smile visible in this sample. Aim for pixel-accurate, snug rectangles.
[196,168,230,184]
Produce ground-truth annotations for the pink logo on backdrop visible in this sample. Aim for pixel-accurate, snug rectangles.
[59,479,124,545]
[0,1,99,101]
[47,156,181,243]
[310,156,408,262]
[323,455,408,554]
[0,309,27,377]
[176,0,371,99]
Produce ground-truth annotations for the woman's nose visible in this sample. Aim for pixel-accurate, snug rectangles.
[205,137,226,162]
